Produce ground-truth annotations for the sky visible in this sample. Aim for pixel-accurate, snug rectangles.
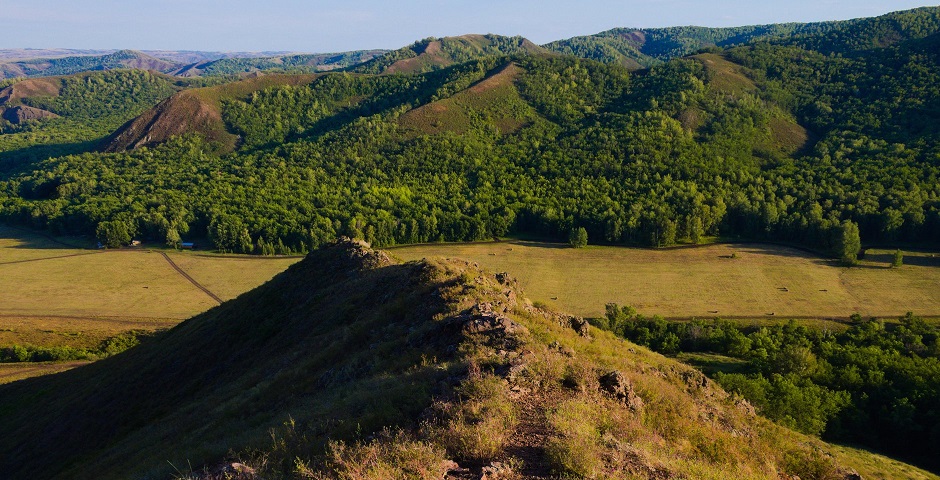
[0,0,935,53]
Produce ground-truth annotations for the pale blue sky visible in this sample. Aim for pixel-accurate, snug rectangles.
[0,1,935,52]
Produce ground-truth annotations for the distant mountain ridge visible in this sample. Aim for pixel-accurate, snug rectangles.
[545,6,940,67]
[0,48,388,80]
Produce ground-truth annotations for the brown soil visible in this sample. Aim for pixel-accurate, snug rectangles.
[0,77,62,104]
[105,73,321,153]
[0,105,59,124]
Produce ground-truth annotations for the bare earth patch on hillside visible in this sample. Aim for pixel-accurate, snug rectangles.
[390,241,940,319]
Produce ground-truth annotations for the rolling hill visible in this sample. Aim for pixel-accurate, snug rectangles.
[5,4,939,260]
[171,50,388,77]
[0,49,387,81]
[0,49,179,80]
[353,34,549,74]
[0,238,927,479]
[103,73,322,153]
[545,6,940,67]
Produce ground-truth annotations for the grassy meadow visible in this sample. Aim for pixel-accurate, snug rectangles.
[0,226,300,382]
[390,241,940,320]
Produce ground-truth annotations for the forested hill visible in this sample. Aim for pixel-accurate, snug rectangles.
[1,7,939,259]
[545,6,940,67]
[0,49,387,80]
[351,34,549,74]
[0,50,179,80]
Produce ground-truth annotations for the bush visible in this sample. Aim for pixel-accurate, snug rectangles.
[432,374,516,462]
[568,227,588,248]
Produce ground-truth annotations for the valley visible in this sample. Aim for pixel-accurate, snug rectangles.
[2,4,940,478]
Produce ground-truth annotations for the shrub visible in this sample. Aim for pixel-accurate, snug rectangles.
[432,374,516,462]
[546,399,605,477]
[569,227,588,248]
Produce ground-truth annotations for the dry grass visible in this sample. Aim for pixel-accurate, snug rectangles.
[390,241,940,320]
[398,62,532,136]
[0,228,299,381]
[167,253,300,301]
[0,250,218,318]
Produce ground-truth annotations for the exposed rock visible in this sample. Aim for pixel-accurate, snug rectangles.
[495,272,512,285]
[599,371,644,412]
[549,341,575,357]
[569,316,590,337]
[840,469,863,480]
[680,369,709,391]
[480,461,513,479]
[1,105,59,124]
[461,312,527,336]
[735,396,756,416]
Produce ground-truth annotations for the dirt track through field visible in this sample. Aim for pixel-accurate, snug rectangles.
[159,252,223,304]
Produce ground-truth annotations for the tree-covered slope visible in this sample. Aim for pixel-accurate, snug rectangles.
[171,49,388,77]
[0,70,199,172]
[2,8,940,258]
[352,34,549,74]
[0,239,924,479]
[544,6,940,67]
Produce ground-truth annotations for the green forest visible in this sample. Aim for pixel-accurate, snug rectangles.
[600,305,940,471]
[0,9,938,258]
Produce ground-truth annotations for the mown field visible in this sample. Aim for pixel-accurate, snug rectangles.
[391,241,940,320]
[0,225,301,381]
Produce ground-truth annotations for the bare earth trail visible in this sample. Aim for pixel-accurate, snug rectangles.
[158,252,223,304]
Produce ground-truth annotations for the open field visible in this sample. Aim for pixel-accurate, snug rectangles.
[390,241,940,319]
[0,226,300,354]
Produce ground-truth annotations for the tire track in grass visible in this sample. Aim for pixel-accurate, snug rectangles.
[159,252,223,304]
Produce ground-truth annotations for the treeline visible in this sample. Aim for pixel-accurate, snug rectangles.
[0,330,152,363]
[600,305,940,471]
[193,51,385,77]
[1,22,940,254]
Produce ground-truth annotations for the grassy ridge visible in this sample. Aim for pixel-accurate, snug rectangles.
[2,239,933,479]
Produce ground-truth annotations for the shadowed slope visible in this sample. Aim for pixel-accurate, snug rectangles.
[1,239,929,479]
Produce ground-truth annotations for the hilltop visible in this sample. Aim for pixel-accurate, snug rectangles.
[171,50,387,77]
[104,73,321,153]
[1,238,926,479]
[353,34,549,74]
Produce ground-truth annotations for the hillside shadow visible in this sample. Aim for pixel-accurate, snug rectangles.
[864,251,940,268]
[0,224,90,250]
[723,242,836,265]
[0,139,101,175]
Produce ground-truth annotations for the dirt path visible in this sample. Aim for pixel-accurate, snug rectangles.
[159,252,223,304]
